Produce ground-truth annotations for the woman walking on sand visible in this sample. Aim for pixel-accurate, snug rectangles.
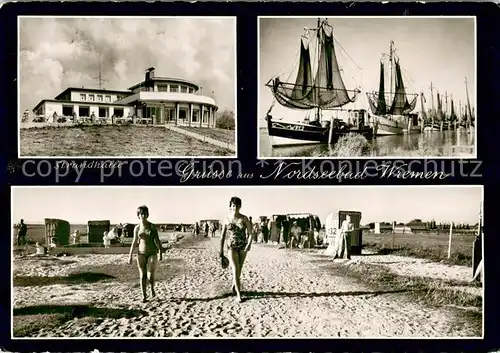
[333,215,354,260]
[220,196,253,303]
[128,205,163,302]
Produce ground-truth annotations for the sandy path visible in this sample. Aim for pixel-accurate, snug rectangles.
[13,237,480,338]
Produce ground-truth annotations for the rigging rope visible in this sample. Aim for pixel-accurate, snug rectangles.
[332,36,362,72]
[266,98,276,116]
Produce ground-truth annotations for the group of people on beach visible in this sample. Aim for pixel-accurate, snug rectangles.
[127,197,253,303]
[14,196,356,304]
[193,221,218,238]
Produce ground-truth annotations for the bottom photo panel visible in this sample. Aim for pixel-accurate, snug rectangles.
[11,185,483,339]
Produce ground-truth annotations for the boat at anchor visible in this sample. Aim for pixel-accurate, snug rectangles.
[264,18,374,146]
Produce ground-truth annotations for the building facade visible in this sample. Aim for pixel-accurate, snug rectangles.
[31,67,218,127]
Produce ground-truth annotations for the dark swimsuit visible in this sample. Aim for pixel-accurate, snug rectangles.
[137,227,158,261]
[226,221,247,251]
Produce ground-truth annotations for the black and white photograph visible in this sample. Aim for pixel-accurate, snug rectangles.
[18,16,237,158]
[258,17,476,159]
[12,185,483,338]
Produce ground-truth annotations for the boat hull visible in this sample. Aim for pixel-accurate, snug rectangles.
[372,114,421,136]
[266,116,374,145]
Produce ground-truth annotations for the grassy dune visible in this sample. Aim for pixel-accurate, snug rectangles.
[176,127,236,145]
[20,125,233,157]
[363,232,477,266]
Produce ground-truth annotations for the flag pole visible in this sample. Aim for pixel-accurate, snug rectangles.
[447,221,453,259]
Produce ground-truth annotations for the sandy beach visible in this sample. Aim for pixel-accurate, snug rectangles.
[13,235,481,338]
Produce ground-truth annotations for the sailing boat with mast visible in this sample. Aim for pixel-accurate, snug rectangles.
[464,76,474,131]
[264,18,374,145]
[366,41,420,135]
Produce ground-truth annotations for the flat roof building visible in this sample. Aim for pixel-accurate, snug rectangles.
[32,67,218,127]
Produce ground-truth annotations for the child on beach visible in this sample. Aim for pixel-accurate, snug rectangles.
[128,205,164,303]
[103,232,111,248]
[220,196,253,303]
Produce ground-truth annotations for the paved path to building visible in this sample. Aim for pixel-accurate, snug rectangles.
[165,125,236,152]
[13,236,480,338]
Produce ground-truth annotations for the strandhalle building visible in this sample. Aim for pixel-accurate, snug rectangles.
[32,67,219,127]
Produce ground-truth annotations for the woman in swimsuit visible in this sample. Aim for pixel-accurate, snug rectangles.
[220,196,253,303]
[128,205,163,302]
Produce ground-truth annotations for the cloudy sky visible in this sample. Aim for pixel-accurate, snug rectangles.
[19,17,236,114]
[12,186,482,225]
[259,17,476,126]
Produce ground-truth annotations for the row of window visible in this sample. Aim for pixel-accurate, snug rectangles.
[62,105,125,118]
[155,84,195,93]
[80,94,118,103]
[144,106,209,123]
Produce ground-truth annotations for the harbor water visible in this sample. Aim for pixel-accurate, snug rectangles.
[259,127,476,158]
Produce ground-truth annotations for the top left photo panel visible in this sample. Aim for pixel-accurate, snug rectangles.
[18,16,237,158]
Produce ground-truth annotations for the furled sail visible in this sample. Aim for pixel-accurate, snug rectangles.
[388,60,417,115]
[367,56,417,116]
[291,39,313,100]
[367,61,387,115]
[271,26,359,110]
[436,92,443,121]
[450,98,457,120]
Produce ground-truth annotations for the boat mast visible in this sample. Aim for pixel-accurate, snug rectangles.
[465,76,473,127]
[390,41,394,105]
[420,92,426,120]
[429,82,435,115]
[444,91,448,119]
[315,18,321,122]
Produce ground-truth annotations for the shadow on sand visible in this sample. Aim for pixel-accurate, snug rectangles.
[13,304,148,337]
[172,289,411,302]
[14,304,147,319]
[14,272,116,287]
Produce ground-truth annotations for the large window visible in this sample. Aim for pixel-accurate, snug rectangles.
[179,109,187,120]
[202,110,208,124]
[180,86,187,93]
[167,109,174,122]
[114,108,124,117]
[98,107,108,118]
[158,85,168,92]
[192,110,199,123]
[62,106,73,116]
[170,85,179,93]
[189,88,194,94]
[79,106,90,117]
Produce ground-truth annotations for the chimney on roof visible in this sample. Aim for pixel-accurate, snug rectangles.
[145,67,155,91]
[145,67,155,81]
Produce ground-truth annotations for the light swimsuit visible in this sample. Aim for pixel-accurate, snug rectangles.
[137,227,158,260]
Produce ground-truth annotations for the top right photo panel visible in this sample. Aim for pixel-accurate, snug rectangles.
[258,17,476,159]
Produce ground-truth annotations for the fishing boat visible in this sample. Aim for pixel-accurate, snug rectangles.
[425,91,449,131]
[264,18,374,146]
[366,41,420,135]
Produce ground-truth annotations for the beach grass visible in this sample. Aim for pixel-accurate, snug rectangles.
[20,125,233,157]
[336,261,481,306]
[363,232,476,267]
[175,126,236,145]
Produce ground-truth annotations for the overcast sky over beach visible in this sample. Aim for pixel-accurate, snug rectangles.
[19,17,236,115]
[12,186,482,225]
[259,17,476,126]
